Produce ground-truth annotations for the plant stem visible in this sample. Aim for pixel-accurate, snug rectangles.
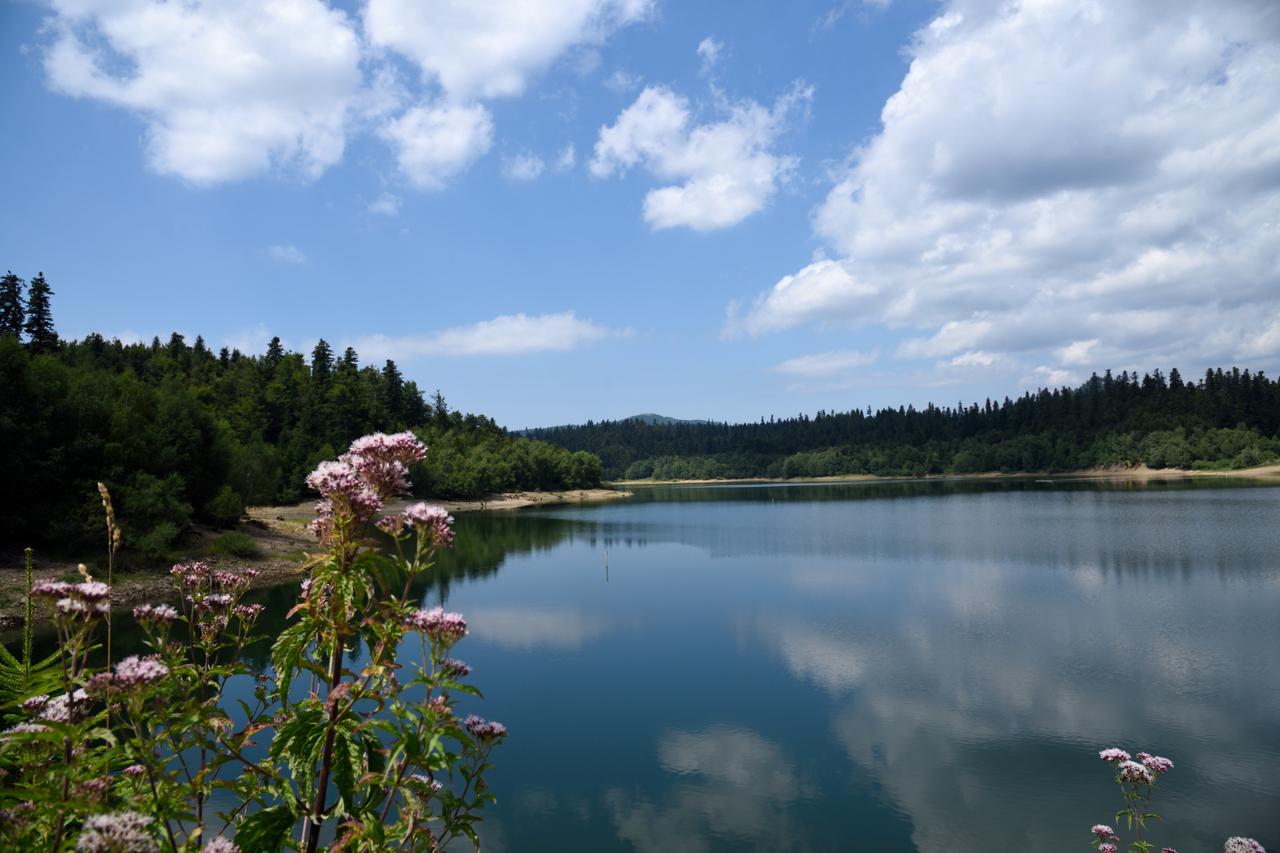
[304,635,346,853]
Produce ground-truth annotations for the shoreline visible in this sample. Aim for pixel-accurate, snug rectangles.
[610,463,1280,486]
[0,487,631,631]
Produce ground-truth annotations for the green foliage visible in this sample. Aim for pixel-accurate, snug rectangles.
[0,301,606,557]
[209,530,261,558]
[1,438,506,851]
[0,550,60,723]
[531,367,1280,479]
[203,484,244,528]
[21,272,57,353]
[0,272,23,338]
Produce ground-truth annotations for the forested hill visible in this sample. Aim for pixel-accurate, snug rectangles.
[0,270,602,560]
[527,368,1280,480]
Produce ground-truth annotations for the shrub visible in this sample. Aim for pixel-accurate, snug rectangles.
[209,530,261,558]
[202,484,243,528]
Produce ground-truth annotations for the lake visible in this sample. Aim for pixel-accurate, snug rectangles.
[401,477,1280,852]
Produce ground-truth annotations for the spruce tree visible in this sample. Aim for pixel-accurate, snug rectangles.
[311,339,334,385]
[0,272,24,338]
[265,336,284,369]
[22,272,57,352]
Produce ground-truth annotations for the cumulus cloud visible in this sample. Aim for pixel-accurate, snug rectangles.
[737,0,1280,382]
[364,0,652,100]
[592,82,811,230]
[349,311,625,360]
[42,0,363,184]
[378,101,494,190]
[502,151,546,181]
[40,0,652,189]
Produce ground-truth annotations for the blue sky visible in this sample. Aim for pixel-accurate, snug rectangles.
[2,0,1278,428]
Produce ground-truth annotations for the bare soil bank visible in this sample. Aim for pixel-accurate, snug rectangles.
[612,463,1280,486]
[0,488,631,631]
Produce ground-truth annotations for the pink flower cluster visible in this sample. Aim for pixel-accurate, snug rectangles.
[133,603,177,626]
[232,603,265,622]
[1117,760,1154,785]
[1092,825,1114,840]
[40,689,90,722]
[1098,844,1117,853]
[202,838,241,853]
[1099,748,1131,763]
[463,715,508,742]
[87,655,169,694]
[441,658,471,678]
[1136,752,1174,775]
[75,811,158,853]
[1224,839,1266,853]
[31,579,111,618]
[404,607,467,644]
[346,432,427,499]
[171,561,211,589]
[376,502,455,548]
[307,432,428,542]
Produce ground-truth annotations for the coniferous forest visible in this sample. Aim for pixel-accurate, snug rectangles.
[528,369,1280,480]
[0,271,603,560]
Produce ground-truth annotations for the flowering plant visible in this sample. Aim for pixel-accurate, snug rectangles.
[1089,747,1265,853]
[0,432,505,851]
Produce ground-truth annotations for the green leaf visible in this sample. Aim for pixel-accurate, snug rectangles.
[271,618,315,693]
[233,804,296,853]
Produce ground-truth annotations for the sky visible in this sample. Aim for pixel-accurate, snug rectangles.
[1,0,1278,429]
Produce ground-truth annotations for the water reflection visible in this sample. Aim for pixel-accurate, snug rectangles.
[445,479,1280,852]
[58,477,1280,852]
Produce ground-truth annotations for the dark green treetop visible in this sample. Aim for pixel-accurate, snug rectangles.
[22,272,57,352]
[0,272,24,338]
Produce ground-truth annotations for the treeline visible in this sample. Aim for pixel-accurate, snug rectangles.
[0,271,602,560]
[527,368,1280,479]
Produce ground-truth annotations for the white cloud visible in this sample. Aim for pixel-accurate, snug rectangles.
[897,318,993,359]
[367,193,401,216]
[43,0,362,184]
[465,606,607,649]
[378,101,494,190]
[592,82,812,230]
[772,349,878,377]
[696,36,722,74]
[502,151,546,181]
[727,259,875,336]
[267,244,307,264]
[350,311,625,360]
[737,0,1280,382]
[604,69,643,92]
[556,143,578,171]
[363,0,653,100]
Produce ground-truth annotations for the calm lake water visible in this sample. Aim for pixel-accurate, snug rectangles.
[134,477,1279,851]
[405,477,1280,853]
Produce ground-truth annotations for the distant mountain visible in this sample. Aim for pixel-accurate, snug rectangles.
[624,413,710,426]
[513,412,709,435]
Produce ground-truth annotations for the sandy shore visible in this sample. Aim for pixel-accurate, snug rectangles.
[0,487,631,631]
[612,463,1280,486]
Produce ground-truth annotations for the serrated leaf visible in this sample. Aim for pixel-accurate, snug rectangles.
[233,803,296,853]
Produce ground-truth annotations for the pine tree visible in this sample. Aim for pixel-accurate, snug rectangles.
[265,336,284,369]
[382,359,404,422]
[311,339,334,385]
[22,272,57,352]
[0,272,24,338]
